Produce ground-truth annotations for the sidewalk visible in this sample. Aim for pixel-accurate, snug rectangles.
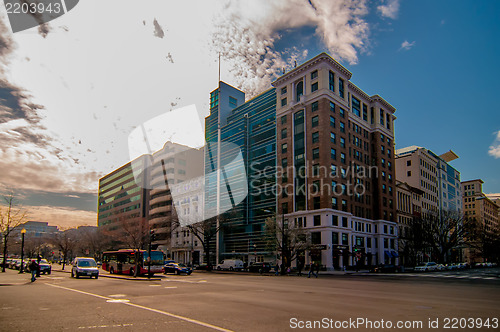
[0,268,35,286]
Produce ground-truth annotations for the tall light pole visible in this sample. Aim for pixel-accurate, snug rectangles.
[19,228,26,274]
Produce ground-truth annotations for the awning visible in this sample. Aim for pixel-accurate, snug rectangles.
[384,250,393,258]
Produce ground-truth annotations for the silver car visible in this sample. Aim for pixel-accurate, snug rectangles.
[71,257,99,279]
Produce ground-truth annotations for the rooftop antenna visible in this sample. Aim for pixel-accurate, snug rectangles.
[218,52,221,83]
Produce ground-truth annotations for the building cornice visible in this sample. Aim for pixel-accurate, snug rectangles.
[272,52,352,87]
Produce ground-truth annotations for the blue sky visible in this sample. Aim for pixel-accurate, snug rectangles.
[0,0,498,227]
[277,0,500,193]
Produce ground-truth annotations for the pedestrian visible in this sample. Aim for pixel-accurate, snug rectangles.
[315,262,320,278]
[275,263,279,276]
[29,260,38,282]
[297,262,303,276]
[36,255,41,277]
[308,262,318,278]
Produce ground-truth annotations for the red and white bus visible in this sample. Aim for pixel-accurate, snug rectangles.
[101,249,165,276]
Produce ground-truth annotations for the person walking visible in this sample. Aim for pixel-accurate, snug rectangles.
[29,260,38,282]
[315,262,320,278]
[36,255,41,277]
[275,263,280,276]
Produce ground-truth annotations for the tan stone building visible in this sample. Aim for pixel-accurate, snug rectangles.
[462,180,500,263]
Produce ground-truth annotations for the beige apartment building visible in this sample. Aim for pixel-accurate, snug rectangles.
[462,179,499,263]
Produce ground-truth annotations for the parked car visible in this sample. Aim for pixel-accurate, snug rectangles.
[71,257,99,279]
[373,264,400,273]
[415,262,437,272]
[445,263,457,270]
[25,259,52,274]
[216,259,244,271]
[248,262,272,273]
[163,263,192,275]
[435,264,446,271]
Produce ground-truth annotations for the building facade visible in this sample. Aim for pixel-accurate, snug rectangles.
[462,179,500,263]
[272,53,398,270]
[97,155,150,231]
[205,82,277,264]
[395,146,462,216]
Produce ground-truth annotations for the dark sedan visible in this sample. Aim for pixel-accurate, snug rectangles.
[248,262,271,273]
[163,263,192,275]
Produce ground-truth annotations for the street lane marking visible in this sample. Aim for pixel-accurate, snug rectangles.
[149,284,161,287]
[108,294,127,298]
[47,284,234,332]
[78,324,133,329]
[106,299,130,303]
[165,286,178,289]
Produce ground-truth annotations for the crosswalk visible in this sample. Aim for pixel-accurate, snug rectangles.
[376,272,499,281]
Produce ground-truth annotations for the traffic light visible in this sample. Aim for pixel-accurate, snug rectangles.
[150,230,156,242]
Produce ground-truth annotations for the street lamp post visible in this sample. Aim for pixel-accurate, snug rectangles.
[281,214,288,275]
[19,228,26,274]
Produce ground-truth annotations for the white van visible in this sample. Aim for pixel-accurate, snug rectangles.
[216,259,244,271]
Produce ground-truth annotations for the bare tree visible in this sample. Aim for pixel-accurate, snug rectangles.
[50,229,77,270]
[265,214,311,275]
[413,210,472,264]
[1,191,28,272]
[467,217,500,263]
[184,216,220,271]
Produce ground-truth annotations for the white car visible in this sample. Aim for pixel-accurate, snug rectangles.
[415,262,437,272]
[71,257,99,279]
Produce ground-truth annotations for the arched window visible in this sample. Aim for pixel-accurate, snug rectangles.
[296,81,303,102]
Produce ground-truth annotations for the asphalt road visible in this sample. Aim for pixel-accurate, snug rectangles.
[1,268,499,331]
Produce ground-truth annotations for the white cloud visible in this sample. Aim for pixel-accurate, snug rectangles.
[377,0,400,19]
[0,0,382,199]
[399,40,416,51]
[488,130,500,158]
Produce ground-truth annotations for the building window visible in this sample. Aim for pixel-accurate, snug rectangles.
[282,143,288,154]
[330,164,337,176]
[352,96,361,117]
[332,197,338,209]
[281,115,287,125]
[312,131,319,143]
[311,101,319,112]
[313,215,321,226]
[384,238,388,249]
[340,108,345,118]
[331,148,337,160]
[386,113,391,130]
[311,70,318,80]
[380,109,384,126]
[313,197,321,209]
[340,122,345,133]
[342,233,348,245]
[313,148,320,160]
[282,202,288,214]
[229,96,237,108]
[340,152,346,164]
[407,170,411,177]
[330,101,335,113]
[281,86,287,95]
[332,232,339,245]
[281,158,288,168]
[363,104,368,121]
[281,128,287,139]
[311,232,322,245]
[332,215,338,226]
[296,81,303,102]
[329,71,335,92]
[312,116,319,127]
[311,82,318,92]
[340,137,346,148]
[342,199,347,211]
[330,132,336,144]
[339,78,345,98]
[330,116,335,128]
[281,98,287,107]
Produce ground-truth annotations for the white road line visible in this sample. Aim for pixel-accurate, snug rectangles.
[46,284,233,332]
[165,286,178,289]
